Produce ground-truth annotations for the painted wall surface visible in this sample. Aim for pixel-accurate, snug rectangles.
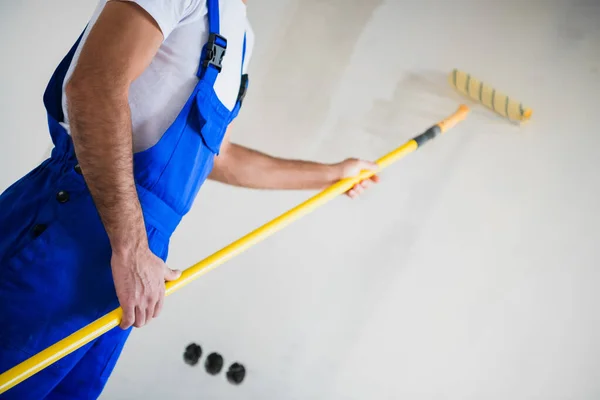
[1,0,599,399]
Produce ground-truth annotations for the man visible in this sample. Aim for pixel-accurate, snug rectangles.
[0,0,378,398]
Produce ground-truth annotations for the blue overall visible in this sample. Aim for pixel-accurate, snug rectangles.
[0,0,247,398]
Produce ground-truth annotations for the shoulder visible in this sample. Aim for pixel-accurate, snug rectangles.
[116,0,207,39]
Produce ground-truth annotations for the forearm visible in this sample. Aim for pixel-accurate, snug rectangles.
[209,143,341,190]
[62,1,163,255]
[67,79,146,252]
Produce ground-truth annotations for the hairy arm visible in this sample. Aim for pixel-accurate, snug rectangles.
[209,130,379,195]
[66,1,161,253]
[66,1,180,329]
[210,143,339,190]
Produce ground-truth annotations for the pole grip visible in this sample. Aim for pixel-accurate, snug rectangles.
[436,104,470,133]
[412,105,471,148]
[0,105,469,395]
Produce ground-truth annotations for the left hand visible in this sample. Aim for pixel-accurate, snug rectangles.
[333,158,380,199]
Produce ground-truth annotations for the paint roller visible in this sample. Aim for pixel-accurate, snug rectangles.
[449,68,532,123]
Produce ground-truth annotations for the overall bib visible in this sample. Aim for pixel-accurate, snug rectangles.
[0,0,248,398]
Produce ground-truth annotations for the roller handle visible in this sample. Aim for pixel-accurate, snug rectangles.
[437,104,470,133]
[412,105,470,148]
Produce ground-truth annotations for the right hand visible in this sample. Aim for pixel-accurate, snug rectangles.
[111,244,182,329]
[332,158,381,199]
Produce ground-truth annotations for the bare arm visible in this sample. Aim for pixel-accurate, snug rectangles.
[210,142,340,190]
[66,1,180,330]
[209,130,380,196]
[66,1,160,253]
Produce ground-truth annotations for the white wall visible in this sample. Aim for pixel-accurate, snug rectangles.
[1,0,599,399]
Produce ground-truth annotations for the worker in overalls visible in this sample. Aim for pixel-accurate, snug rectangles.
[0,0,378,398]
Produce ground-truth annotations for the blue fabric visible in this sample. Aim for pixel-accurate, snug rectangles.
[242,33,247,72]
[196,0,224,80]
[0,1,248,397]
[207,0,220,35]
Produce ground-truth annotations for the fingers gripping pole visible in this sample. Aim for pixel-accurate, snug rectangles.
[0,105,470,394]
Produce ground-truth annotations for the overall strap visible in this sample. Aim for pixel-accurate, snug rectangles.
[207,0,221,34]
[237,33,249,106]
[44,28,86,124]
[197,0,227,84]
[241,33,247,74]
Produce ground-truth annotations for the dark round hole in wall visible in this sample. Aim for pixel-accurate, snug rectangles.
[226,362,246,385]
[205,352,224,375]
[183,343,202,366]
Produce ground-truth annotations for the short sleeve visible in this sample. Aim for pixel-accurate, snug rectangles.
[120,0,199,39]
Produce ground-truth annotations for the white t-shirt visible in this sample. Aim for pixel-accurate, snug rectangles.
[60,0,254,152]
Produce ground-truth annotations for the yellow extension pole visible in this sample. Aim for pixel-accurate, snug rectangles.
[0,105,470,395]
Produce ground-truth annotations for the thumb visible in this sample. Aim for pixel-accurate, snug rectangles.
[164,266,182,281]
[355,159,379,172]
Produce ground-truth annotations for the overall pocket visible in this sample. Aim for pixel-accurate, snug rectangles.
[193,88,228,155]
[1,220,62,274]
[0,188,113,372]
[0,163,55,266]
[0,218,91,372]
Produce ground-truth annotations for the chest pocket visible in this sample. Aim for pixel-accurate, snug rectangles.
[192,87,228,154]
[193,73,249,155]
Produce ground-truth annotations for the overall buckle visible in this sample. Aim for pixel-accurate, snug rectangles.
[203,33,227,72]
